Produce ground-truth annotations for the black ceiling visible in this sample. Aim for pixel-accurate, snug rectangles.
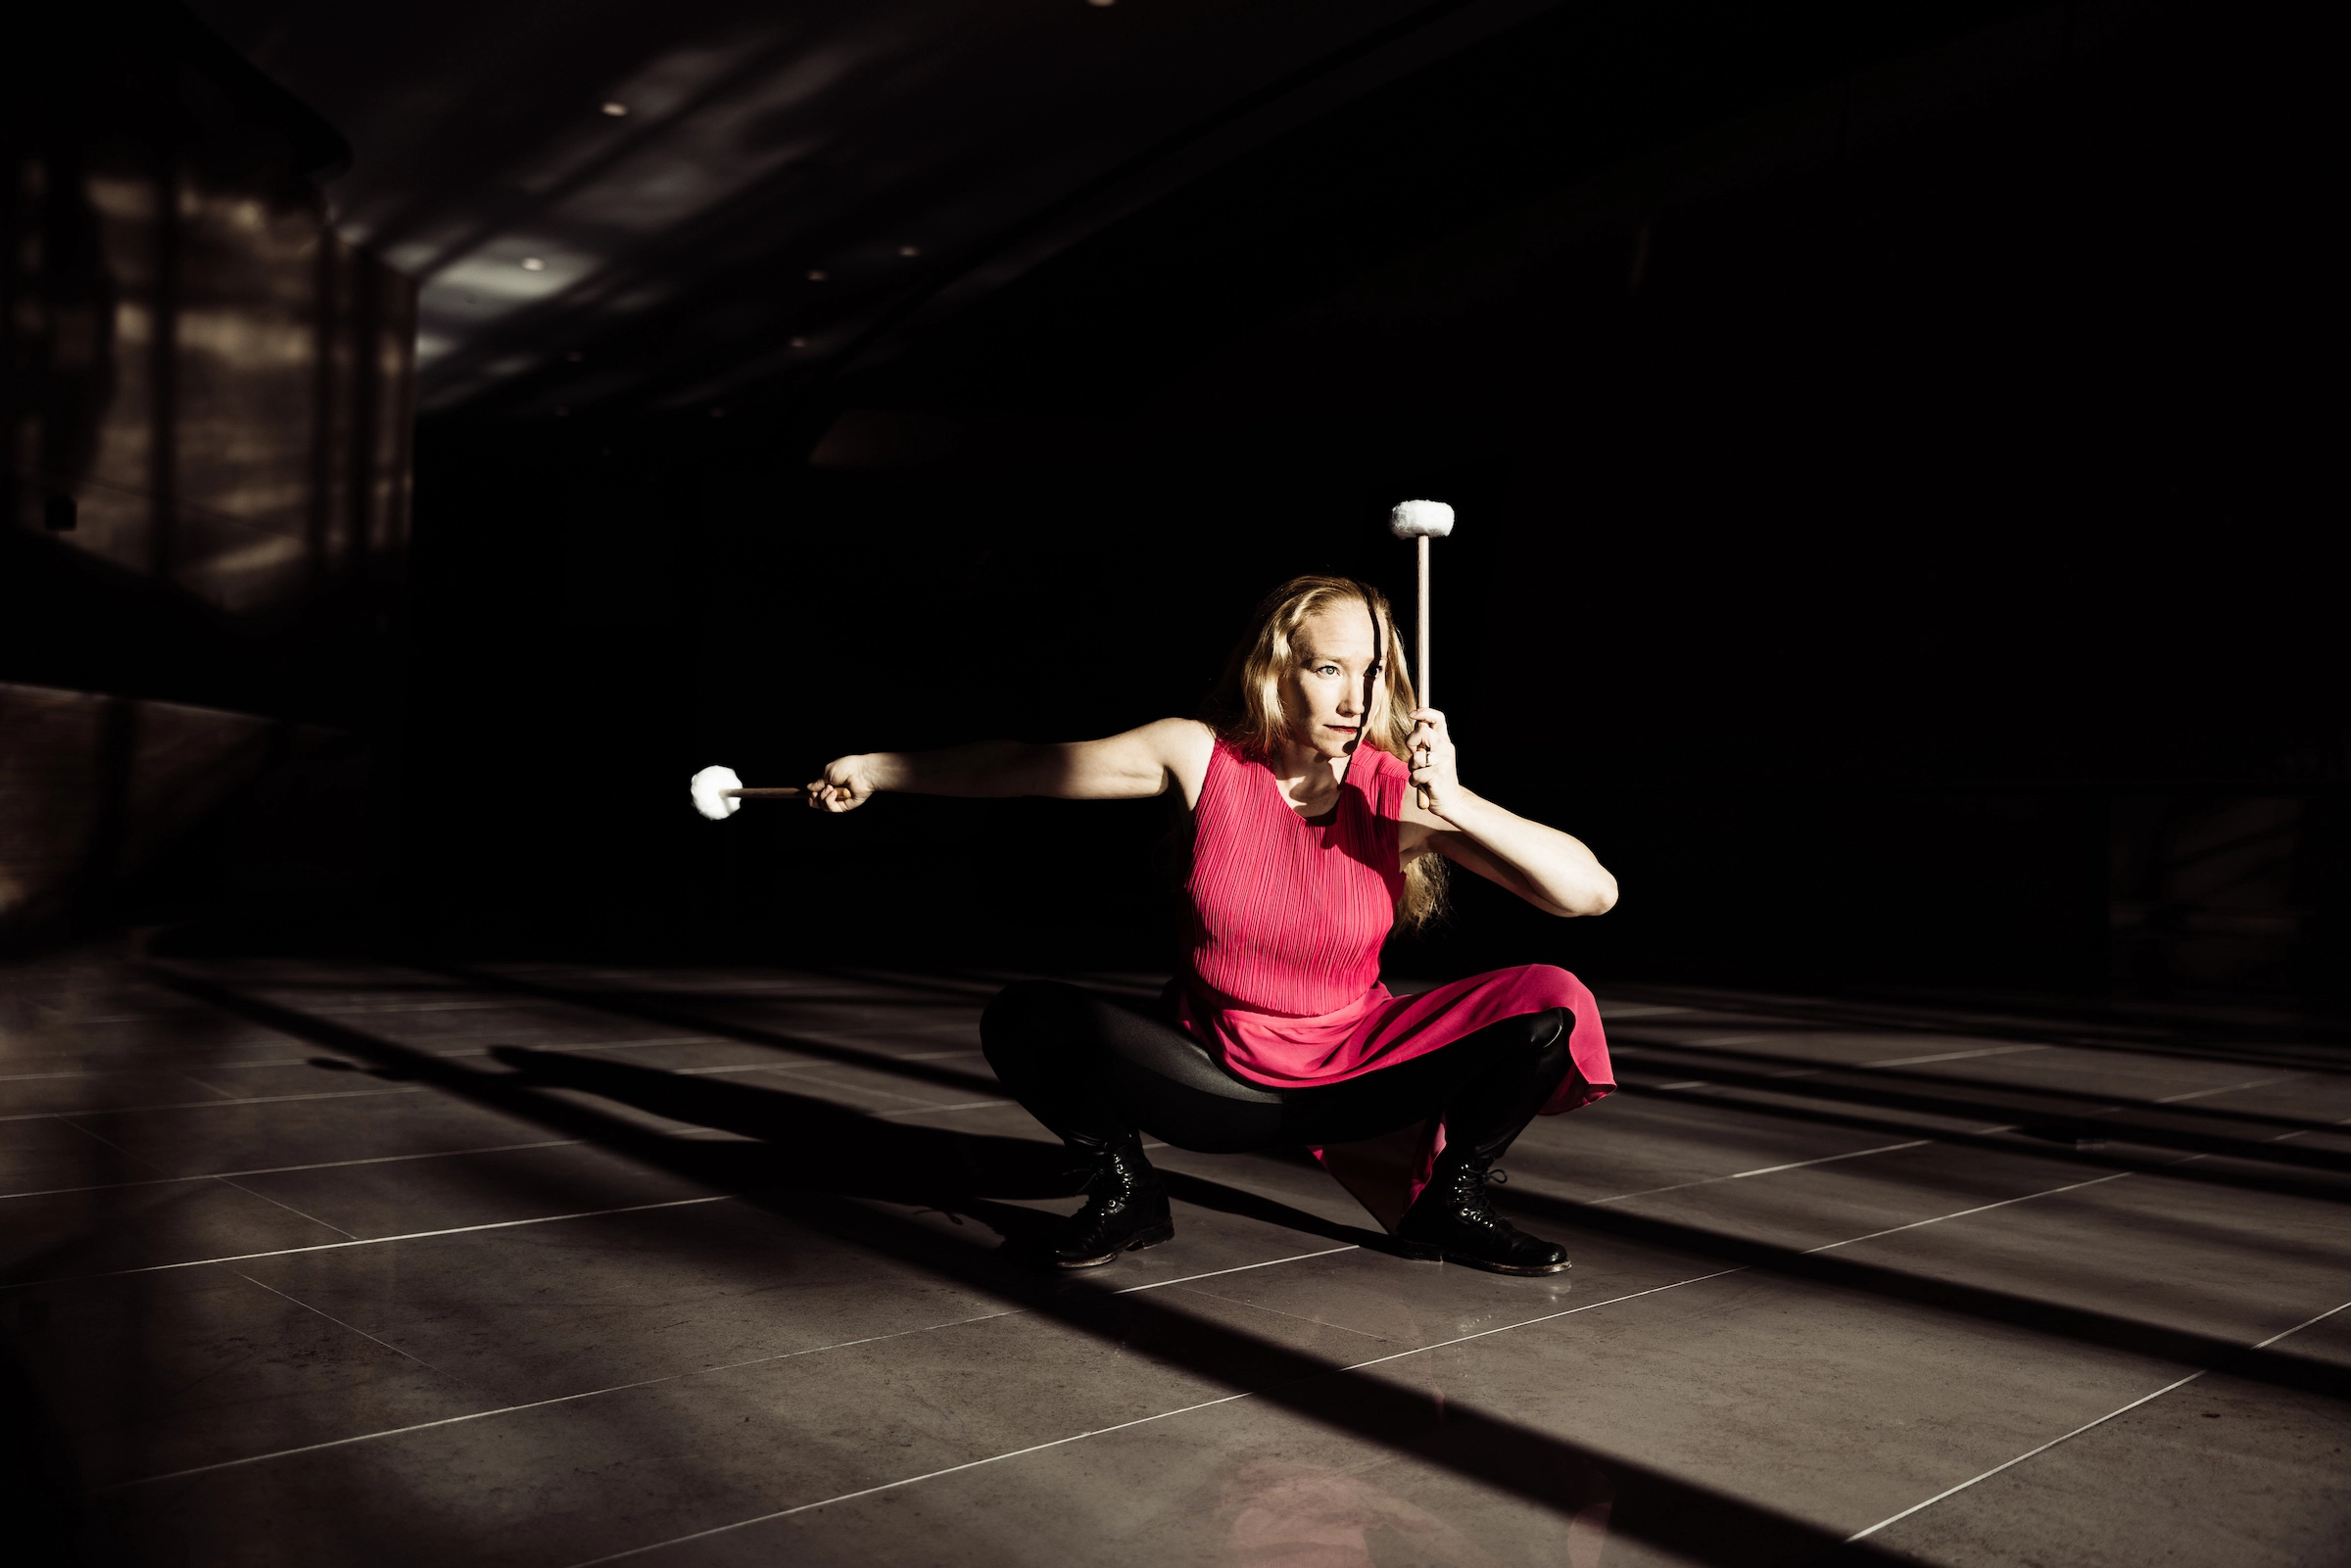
[191,0,2034,422]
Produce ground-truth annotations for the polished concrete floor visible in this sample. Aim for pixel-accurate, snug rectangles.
[4,946,2347,1567]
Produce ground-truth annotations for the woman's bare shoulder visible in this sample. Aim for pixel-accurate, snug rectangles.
[1137,718,1217,805]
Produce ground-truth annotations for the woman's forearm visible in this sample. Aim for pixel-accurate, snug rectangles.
[862,739,1048,797]
[1439,791,1618,916]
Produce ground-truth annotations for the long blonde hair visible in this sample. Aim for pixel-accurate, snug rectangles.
[1200,575,1449,930]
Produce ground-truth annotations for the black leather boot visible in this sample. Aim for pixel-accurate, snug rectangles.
[1393,1009,1573,1275]
[1051,1134,1174,1268]
[1394,1151,1569,1274]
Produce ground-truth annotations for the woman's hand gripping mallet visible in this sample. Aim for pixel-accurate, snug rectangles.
[1388,499,1454,810]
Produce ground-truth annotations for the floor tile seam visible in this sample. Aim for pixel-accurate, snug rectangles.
[868,1098,1012,1118]
[0,1037,731,1082]
[1859,1045,2052,1068]
[0,1085,424,1122]
[91,1243,1374,1493]
[1620,1063,2288,1130]
[0,1136,596,1202]
[1109,1244,1363,1296]
[1844,1293,2351,1544]
[2267,1114,2351,1145]
[1615,1034,2305,1094]
[210,1174,359,1239]
[652,1061,957,1106]
[2152,1073,2301,1104]
[565,1389,1267,1565]
[223,1266,451,1375]
[1802,1169,2143,1253]
[559,1265,1757,1567]
[1164,1282,1401,1348]
[92,1304,1038,1493]
[0,1193,741,1292]
[1582,1138,1939,1205]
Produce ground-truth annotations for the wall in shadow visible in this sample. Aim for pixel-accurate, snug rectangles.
[402,1,2340,1005]
[0,2,412,948]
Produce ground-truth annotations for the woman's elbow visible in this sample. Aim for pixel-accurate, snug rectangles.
[1553,877,1617,919]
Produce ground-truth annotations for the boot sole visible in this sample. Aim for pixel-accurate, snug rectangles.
[1053,1221,1176,1269]
[1394,1242,1571,1276]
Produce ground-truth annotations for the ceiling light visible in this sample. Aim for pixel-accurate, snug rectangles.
[898,244,920,258]
[806,268,828,282]
[600,102,629,117]
[790,337,807,349]
[1087,0,1115,7]
[521,257,547,271]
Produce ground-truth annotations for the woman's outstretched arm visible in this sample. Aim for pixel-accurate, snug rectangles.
[805,718,1214,813]
[1394,708,1618,918]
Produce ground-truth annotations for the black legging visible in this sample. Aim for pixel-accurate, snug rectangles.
[981,979,1571,1156]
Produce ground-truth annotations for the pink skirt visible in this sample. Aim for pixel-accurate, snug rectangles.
[1176,965,1616,1232]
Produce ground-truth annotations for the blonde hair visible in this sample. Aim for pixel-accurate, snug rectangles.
[1200,575,1449,930]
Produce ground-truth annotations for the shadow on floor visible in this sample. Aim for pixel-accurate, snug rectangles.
[487,1045,1384,1256]
[140,961,1925,1568]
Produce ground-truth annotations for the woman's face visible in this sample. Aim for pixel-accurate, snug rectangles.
[1282,605,1380,760]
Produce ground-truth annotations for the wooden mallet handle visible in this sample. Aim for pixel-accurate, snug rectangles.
[721,787,806,798]
[1389,500,1455,811]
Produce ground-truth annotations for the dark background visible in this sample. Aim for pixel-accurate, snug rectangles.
[6,0,2342,1010]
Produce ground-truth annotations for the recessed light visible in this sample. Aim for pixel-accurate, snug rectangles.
[521,257,547,271]
[1086,0,1115,8]
[790,337,807,349]
[806,268,828,282]
[897,244,921,258]
[600,102,629,117]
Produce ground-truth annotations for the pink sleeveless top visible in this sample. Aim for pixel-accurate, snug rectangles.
[1175,737,1612,1121]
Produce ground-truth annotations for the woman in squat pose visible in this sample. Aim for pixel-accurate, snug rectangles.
[806,576,1617,1275]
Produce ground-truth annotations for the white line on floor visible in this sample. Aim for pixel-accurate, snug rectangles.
[0,1037,725,1083]
[2152,1075,2297,1104]
[95,1306,1030,1491]
[213,1176,356,1239]
[68,1132,2235,1511]
[0,1138,589,1202]
[227,1268,442,1371]
[1860,1045,2050,1069]
[1656,1081,1709,1091]
[0,1085,421,1123]
[1113,1245,1361,1295]
[1588,1141,1932,1205]
[1845,1294,2351,1544]
[96,1245,1369,1493]
[1805,1171,2137,1253]
[0,1195,734,1290]
[563,1266,1753,1566]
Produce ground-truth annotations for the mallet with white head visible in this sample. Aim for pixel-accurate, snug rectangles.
[1388,499,1454,807]
[689,765,806,820]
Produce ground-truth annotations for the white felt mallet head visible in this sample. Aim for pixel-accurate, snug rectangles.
[690,765,744,821]
[1388,499,1455,540]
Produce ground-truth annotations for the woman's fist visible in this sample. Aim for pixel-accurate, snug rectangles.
[1406,708,1461,817]
[805,755,879,812]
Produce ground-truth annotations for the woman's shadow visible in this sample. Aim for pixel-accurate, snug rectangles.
[490,1047,1385,1261]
